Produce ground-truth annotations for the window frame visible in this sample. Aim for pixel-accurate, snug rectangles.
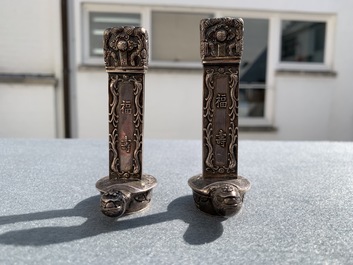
[148,7,214,69]
[81,3,148,65]
[82,5,335,72]
[79,4,336,128]
[275,14,335,72]
[221,10,274,127]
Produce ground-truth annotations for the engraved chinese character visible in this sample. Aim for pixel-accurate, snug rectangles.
[121,100,132,114]
[120,135,131,153]
[215,129,227,147]
[215,93,227,108]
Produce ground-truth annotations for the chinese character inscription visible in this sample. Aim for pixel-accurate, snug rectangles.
[215,93,227,108]
[215,129,227,147]
[120,135,132,153]
[121,100,132,114]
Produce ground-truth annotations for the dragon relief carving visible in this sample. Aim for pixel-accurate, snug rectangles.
[104,27,148,68]
[200,17,243,60]
[108,74,144,180]
[203,67,239,175]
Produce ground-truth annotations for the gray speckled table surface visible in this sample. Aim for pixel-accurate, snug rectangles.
[0,139,352,264]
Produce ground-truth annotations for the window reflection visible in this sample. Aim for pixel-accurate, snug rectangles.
[239,88,265,117]
[239,18,268,118]
[281,21,326,62]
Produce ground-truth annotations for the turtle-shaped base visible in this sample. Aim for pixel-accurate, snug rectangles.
[96,175,157,217]
[188,174,250,217]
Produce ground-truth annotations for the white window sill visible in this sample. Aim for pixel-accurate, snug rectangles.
[0,73,57,86]
[276,69,337,77]
[239,125,277,132]
[78,64,204,73]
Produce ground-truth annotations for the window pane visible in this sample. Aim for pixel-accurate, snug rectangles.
[89,12,141,57]
[151,12,213,62]
[281,21,326,62]
[239,88,265,117]
[240,18,268,83]
[239,18,268,118]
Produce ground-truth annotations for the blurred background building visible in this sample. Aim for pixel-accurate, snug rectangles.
[0,0,352,140]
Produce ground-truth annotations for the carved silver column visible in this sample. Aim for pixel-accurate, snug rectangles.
[188,18,250,217]
[96,27,157,217]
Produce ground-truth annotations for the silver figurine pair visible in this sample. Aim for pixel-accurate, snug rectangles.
[96,17,250,218]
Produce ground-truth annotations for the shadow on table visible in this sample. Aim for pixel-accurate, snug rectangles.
[0,195,225,246]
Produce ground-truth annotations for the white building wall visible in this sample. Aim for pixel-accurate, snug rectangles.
[145,70,202,139]
[0,0,63,138]
[275,74,335,140]
[0,84,56,138]
[76,71,106,138]
[327,6,353,140]
[0,1,54,74]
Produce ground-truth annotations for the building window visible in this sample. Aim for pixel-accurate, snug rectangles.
[280,20,326,63]
[239,85,266,117]
[151,11,213,64]
[239,18,269,118]
[88,12,141,58]
[80,4,335,128]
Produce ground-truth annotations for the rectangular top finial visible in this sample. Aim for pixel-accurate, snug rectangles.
[200,17,244,63]
[103,26,149,71]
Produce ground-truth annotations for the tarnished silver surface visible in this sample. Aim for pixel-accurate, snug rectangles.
[188,17,250,217]
[96,175,157,217]
[188,175,250,216]
[96,26,157,217]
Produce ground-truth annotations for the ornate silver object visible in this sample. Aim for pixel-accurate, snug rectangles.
[96,27,157,217]
[188,18,250,217]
